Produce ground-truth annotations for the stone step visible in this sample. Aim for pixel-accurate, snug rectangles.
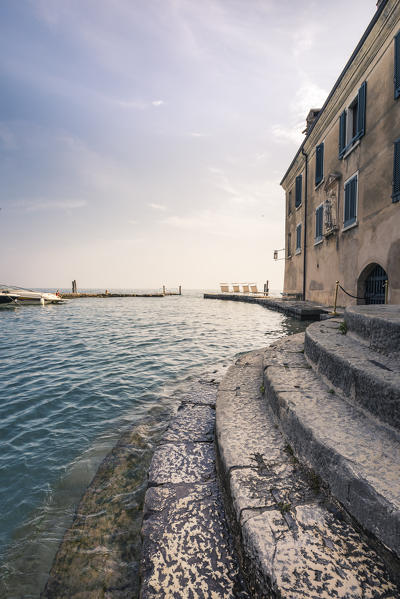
[140,381,250,599]
[263,334,400,561]
[304,318,400,430]
[216,346,400,597]
[344,305,400,357]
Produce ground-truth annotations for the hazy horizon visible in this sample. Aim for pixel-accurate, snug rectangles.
[0,0,377,290]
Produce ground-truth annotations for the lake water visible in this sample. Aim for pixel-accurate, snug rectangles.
[0,291,307,597]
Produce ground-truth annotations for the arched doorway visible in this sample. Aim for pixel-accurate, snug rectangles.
[357,263,388,304]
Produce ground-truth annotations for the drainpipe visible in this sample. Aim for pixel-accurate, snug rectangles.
[301,148,308,301]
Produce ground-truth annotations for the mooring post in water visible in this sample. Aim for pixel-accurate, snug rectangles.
[72,280,77,293]
[163,285,166,295]
[179,285,182,295]
[264,281,269,296]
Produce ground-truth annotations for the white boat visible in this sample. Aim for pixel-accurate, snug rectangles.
[0,284,66,305]
[0,292,19,306]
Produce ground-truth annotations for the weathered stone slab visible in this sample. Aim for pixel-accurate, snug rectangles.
[305,319,400,429]
[218,364,262,394]
[216,389,282,470]
[235,351,264,369]
[181,382,218,406]
[148,442,215,486]
[345,304,400,357]
[242,505,399,599]
[162,404,215,443]
[141,481,249,599]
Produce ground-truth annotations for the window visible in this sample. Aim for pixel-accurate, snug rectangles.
[287,232,292,257]
[295,223,301,253]
[344,174,358,228]
[315,204,323,241]
[339,82,367,158]
[315,143,324,186]
[288,190,292,215]
[392,138,400,202]
[295,174,302,208]
[395,31,400,99]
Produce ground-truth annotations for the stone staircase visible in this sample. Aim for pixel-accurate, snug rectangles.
[216,305,400,598]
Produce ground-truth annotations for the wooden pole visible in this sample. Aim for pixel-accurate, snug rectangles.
[162,285,166,295]
[179,285,182,295]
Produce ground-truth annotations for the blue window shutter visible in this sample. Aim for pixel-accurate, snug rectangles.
[315,205,323,239]
[295,175,302,207]
[296,224,301,250]
[344,176,357,226]
[315,143,324,186]
[357,82,367,138]
[339,110,347,158]
[392,138,400,202]
[344,183,350,224]
[350,177,357,220]
[395,31,400,99]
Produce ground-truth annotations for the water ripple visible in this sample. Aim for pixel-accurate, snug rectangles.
[0,291,306,597]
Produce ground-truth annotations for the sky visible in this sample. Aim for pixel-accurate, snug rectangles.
[0,0,378,291]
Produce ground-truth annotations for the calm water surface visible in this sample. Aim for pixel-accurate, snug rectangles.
[0,291,306,597]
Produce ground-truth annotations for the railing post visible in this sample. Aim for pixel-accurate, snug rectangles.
[332,280,339,315]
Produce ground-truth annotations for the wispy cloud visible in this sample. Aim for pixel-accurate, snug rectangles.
[13,199,87,212]
[148,202,167,212]
[152,100,164,106]
[271,80,328,147]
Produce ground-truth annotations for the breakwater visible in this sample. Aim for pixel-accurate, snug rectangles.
[61,292,165,298]
[204,293,329,320]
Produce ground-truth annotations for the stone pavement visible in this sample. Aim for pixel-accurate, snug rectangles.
[140,381,250,599]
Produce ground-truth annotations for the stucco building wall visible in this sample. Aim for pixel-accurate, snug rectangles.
[281,0,400,306]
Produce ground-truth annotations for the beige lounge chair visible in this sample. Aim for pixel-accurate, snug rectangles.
[242,284,250,294]
[220,283,230,293]
[250,284,258,294]
[232,283,240,293]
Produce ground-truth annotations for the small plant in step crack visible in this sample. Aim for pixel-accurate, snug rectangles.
[277,502,291,514]
[284,443,294,456]
[260,384,265,394]
[308,470,321,493]
[284,442,298,464]
[338,321,347,335]
[328,388,335,395]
